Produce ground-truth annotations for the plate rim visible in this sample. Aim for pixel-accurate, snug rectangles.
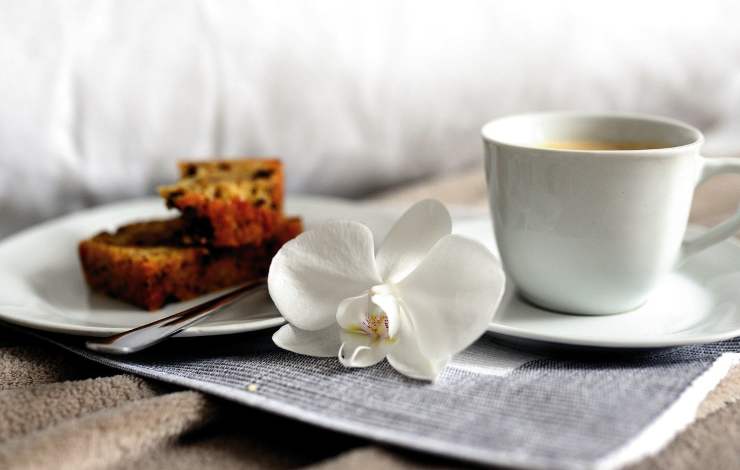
[486,321,740,349]
[0,304,288,338]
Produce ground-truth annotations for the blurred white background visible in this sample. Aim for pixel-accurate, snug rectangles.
[2,0,740,236]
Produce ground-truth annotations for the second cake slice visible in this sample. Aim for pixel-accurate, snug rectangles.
[159,159,284,247]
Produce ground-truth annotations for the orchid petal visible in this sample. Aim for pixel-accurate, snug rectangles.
[338,331,389,368]
[268,221,382,331]
[336,294,370,331]
[386,307,446,381]
[272,324,341,358]
[375,199,452,283]
[397,234,505,362]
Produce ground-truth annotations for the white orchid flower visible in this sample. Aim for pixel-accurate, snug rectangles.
[268,199,505,381]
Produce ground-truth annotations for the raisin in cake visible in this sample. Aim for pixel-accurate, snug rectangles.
[158,159,284,247]
[79,216,302,310]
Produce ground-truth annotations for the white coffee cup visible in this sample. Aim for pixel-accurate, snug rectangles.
[482,112,740,315]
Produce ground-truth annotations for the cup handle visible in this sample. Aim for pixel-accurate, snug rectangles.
[680,157,740,262]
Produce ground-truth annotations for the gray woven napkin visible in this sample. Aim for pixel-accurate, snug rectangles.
[37,329,740,470]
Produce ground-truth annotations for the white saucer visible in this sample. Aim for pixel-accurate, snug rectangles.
[0,196,399,337]
[456,220,740,349]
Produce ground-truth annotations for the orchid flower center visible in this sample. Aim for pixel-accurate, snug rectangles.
[343,284,399,344]
[361,310,391,341]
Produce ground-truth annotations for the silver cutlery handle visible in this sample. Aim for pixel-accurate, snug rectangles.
[85,278,267,354]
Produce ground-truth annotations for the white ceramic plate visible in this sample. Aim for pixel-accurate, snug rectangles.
[0,196,399,337]
[463,218,740,348]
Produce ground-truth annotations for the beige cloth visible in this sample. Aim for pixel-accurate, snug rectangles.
[2,168,740,469]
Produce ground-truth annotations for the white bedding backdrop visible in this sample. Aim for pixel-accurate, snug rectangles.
[2,0,740,237]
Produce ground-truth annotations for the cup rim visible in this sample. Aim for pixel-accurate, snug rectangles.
[481,111,704,156]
